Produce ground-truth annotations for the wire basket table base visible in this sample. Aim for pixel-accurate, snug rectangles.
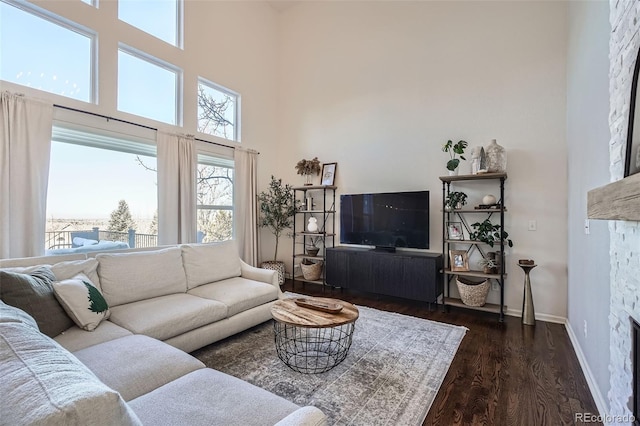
[273,321,356,374]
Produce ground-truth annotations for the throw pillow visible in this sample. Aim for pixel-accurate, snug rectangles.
[0,267,74,337]
[52,274,110,331]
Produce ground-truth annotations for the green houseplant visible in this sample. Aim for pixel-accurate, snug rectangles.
[477,257,499,274]
[442,140,468,173]
[258,176,297,284]
[469,219,513,248]
[445,191,468,210]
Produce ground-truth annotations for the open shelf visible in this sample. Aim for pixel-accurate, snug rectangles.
[295,232,336,237]
[439,172,507,182]
[293,186,336,289]
[292,185,337,190]
[293,254,324,261]
[442,172,508,321]
[444,208,507,213]
[298,210,336,214]
[444,268,507,280]
[444,297,507,314]
[293,275,325,285]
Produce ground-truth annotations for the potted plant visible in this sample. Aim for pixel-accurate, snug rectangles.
[477,257,499,274]
[306,235,322,257]
[258,176,297,285]
[442,140,468,175]
[295,157,321,185]
[445,191,468,210]
[469,219,514,248]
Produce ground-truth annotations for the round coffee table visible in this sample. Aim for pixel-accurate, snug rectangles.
[271,297,359,374]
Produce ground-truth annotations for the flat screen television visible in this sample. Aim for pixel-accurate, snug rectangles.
[340,190,429,250]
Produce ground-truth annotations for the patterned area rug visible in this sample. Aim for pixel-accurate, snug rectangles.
[192,299,466,425]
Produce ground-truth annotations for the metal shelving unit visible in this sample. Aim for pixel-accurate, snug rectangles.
[292,185,336,290]
[440,172,508,321]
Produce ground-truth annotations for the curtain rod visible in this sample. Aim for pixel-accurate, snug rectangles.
[53,104,254,153]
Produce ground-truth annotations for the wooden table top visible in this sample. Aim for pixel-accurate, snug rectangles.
[271,297,359,328]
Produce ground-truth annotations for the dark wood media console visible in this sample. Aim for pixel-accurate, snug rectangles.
[325,246,443,304]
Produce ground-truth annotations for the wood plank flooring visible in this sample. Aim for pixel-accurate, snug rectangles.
[283,281,601,426]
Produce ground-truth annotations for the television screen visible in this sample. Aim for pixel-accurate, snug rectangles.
[340,190,429,249]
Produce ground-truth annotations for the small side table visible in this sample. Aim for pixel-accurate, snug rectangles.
[518,263,537,326]
[271,297,359,374]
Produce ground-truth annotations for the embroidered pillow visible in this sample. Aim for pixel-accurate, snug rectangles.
[52,273,110,331]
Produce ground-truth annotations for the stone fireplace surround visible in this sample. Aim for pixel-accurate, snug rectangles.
[604,0,640,422]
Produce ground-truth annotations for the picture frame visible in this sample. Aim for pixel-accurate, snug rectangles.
[626,45,640,177]
[447,222,463,240]
[321,163,337,186]
[449,250,469,272]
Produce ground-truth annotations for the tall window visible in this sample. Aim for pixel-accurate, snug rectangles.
[0,1,95,102]
[197,78,239,141]
[45,125,158,253]
[197,154,234,243]
[118,46,181,125]
[118,0,181,47]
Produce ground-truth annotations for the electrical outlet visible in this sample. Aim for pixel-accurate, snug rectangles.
[584,219,590,235]
[583,320,588,338]
[491,281,499,291]
[528,220,537,231]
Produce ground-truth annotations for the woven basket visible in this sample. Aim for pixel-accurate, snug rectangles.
[301,260,323,281]
[456,276,490,307]
[260,261,285,285]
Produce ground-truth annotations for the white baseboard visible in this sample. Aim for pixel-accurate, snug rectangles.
[504,308,566,324]
[565,320,608,418]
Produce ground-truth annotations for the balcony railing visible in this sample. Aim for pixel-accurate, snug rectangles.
[45,227,158,250]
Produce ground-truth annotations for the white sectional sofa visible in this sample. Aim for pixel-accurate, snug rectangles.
[0,242,326,426]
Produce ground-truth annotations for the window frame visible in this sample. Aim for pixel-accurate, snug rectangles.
[46,119,159,252]
[195,144,235,243]
[117,0,183,49]
[117,44,183,126]
[197,77,241,142]
[0,0,98,103]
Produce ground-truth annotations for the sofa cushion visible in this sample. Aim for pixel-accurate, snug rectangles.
[108,293,228,341]
[0,267,74,337]
[73,335,205,401]
[53,273,111,331]
[0,300,38,329]
[54,321,133,352]
[4,258,102,292]
[187,277,279,317]
[0,322,141,426]
[128,368,300,426]
[97,247,187,306]
[181,241,242,289]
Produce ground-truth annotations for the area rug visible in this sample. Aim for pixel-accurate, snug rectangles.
[192,299,467,425]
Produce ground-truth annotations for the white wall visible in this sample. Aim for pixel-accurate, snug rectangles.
[274,1,569,319]
[566,0,611,414]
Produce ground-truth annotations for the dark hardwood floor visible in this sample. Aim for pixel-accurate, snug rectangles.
[282,280,601,426]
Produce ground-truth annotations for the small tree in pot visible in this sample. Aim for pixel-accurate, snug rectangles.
[258,176,297,284]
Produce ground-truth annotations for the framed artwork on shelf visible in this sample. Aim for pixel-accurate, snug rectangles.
[449,250,469,272]
[447,222,463,240]
[321,163,337,186]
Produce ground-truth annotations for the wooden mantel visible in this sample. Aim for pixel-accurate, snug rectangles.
[587,172,640,221]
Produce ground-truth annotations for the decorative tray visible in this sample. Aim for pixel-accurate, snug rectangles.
[294,298,343,314]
